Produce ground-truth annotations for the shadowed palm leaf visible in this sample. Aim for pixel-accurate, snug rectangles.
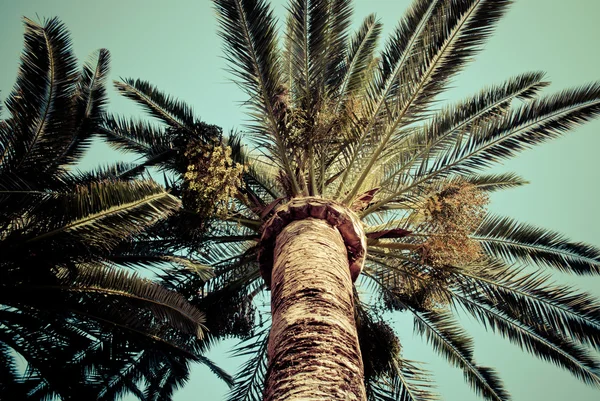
[0,17,229,400]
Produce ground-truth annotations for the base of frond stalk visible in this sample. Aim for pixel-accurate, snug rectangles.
[264,218,367,401]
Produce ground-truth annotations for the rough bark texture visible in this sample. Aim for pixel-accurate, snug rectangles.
[264,218,367,401]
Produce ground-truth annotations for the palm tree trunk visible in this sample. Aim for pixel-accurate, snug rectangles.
[264,217,367,401]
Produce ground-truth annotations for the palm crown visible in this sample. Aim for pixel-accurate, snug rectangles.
[103,0,600,400]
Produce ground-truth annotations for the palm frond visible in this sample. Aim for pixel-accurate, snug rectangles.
[367,358,438,401]
[24,179,180,250]
[226,327,269,401]
[0,341,28,399]
[412,309,509,401]
[59,48,111,166]
[456,173,529,192]
[113,78,195,131]
[335,13,382,104]
[323,0,353,92]
[422,84,600,180]
[450,288,600,387]
[71,162,148,183]
[101,114,173,157]
[4,17,78,174]
[475,214,600,274]
[213,0,299,192]
[453,265,600,350]
[144,354,190,401]
[198,354,236,388]
[286,0,330,105]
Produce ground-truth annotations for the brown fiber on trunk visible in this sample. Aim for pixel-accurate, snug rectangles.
[264,218,367,401]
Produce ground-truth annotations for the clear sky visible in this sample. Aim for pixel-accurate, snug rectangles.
[1,1,600,400]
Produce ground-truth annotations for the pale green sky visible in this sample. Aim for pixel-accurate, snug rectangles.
[1,1,600,400]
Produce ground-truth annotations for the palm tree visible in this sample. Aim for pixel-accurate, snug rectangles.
[103,0,600,400]
[0,17,230,400]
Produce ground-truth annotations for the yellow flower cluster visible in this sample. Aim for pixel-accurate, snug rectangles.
[183,142,246,217]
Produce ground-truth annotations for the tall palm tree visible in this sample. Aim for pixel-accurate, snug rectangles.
[0,17,230,400]
[104,0,600,400]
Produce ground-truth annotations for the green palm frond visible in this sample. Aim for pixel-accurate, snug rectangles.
[323,0,353,91]
[55,264,206,338]
[450,288,600,387]
[71,162,148,183]
[342,0,513,202]
[367,358,438,401]
[475,214,600,274]
[109,250,215,282]
[455,173,529,192]
[114,78,196,132]
[412,309,509,401]
[102,115,172,156]
[213,0,299,192]
[285,0,353,106]
[334,13,381,104]
[453,265,600,350]
[420,84,600,180]
[23,179,180,250]
[286,0,329,104]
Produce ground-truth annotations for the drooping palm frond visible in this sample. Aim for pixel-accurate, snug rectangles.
[450,286,600,387]
[452,264,600,350]
[354,297,439,401]
[412,309,509,401]
[14,179,180,250]
[474,214,600,275]
[367,358,438,401]
[227,326,270,401]
[58,264,206,337]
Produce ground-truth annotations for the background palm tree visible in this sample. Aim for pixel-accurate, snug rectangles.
[0,18,231,400]
[101,0,600,400]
